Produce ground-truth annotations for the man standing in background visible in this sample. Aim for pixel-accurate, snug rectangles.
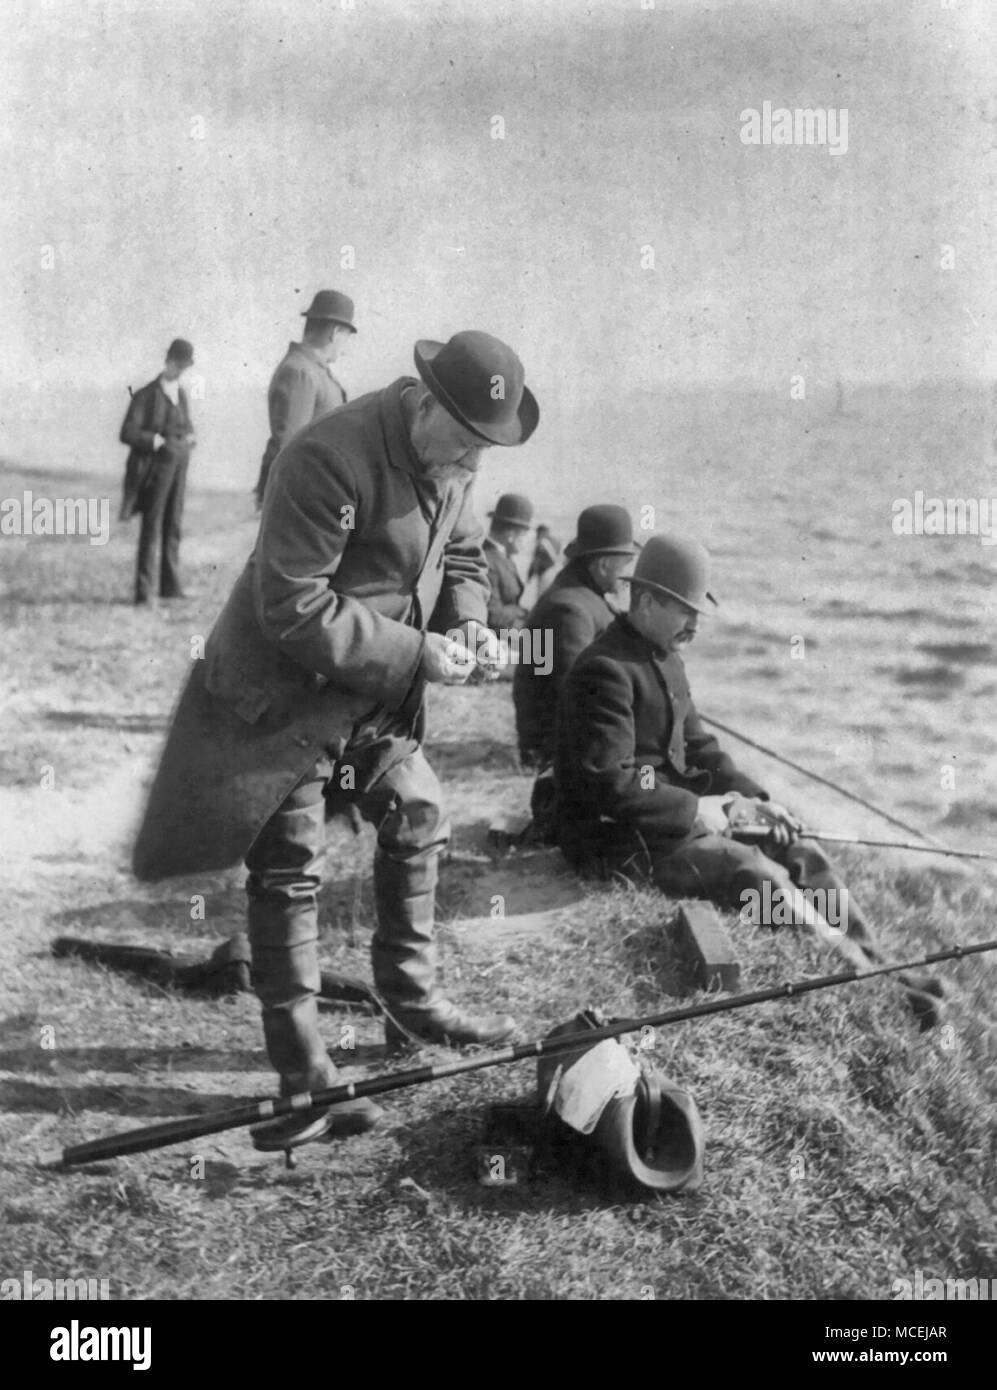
[119,338,197,605]
[254,289,357,507]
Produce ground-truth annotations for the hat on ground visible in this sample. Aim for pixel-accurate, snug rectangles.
[413,331,539,446]
[166,339,194,367]
[630,533,717,615]
[488,493,534,529]
[564,504,640,559]
[301,290,357,332]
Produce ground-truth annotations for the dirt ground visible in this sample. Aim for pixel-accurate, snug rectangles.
[1,465,995,1301]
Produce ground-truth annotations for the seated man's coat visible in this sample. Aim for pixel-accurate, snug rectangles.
[555,614,766,864]
[513,558,616,768]
[483,535,527,629]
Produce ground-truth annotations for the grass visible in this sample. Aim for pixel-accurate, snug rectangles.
[1,463,995,1301]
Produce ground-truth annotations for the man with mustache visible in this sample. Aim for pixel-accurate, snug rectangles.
[554,534,942,1024]
[133,330,539,1147]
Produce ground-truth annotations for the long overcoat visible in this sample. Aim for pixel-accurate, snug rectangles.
[554,615,767,862]
[119,379,194,520]
[132,377,489,880]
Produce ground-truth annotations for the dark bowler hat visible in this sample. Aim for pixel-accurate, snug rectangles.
[301,289,357,332]
[166,339,194,366]
[488,493,534,529]
[414,331,539,446]
[630,534,718,615]
[564,504,639,559]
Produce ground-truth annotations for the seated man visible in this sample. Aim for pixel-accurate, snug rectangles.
[514,504,638,835]
[554,533,942,1025]
[483,493,534,630]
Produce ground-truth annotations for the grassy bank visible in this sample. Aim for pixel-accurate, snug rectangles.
[1,465,994,1300]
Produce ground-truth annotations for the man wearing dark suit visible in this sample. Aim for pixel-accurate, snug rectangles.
[514,504,638,772]
[119,338,196,605]
[555,534,942,1024]
[254,290,356,508]
[132,330,540,1147]
[483,493,533,629]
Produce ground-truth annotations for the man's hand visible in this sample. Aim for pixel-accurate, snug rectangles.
[457,621,507,669]
[740,798,803,849]
[152,433,166,451]
[420,632,476,685]
[694,794,732,836]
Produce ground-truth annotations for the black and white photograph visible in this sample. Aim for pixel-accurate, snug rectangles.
[1,0,994,1334]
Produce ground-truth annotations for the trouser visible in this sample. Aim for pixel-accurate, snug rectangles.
[136,454,188,600]
[244,744,449,1090]
[578,830,877,953]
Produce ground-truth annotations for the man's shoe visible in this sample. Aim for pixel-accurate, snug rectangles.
[385,1002,517,1050]
[251,1096,383,1151]
[160,589,197,601]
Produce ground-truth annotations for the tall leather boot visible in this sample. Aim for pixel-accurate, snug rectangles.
[248,895,383,1143]
[372,851,516,1048]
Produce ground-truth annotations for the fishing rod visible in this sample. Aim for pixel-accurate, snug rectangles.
[48,938,997,1170]
[701,715,955,852]
[734,825,997,864]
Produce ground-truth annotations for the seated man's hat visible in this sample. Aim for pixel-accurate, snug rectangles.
[630,533,718,615]
[488,493,534,529]
[564,504,639,559]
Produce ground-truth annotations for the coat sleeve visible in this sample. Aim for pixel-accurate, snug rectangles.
[252,440,425,705]
[564,657,701,835]
[684,701,768,798]
[428,486,490,633]
[119,387,157,453]
[269,364,319,453]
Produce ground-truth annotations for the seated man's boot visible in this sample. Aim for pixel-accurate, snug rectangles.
[372,852,516,1050]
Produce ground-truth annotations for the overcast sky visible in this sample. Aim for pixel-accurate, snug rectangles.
[1,0,994,480]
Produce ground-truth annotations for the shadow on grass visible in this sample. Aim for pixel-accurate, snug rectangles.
[0,1077,247,1117]
[43,710,168,733]
[0,1045,264,1074]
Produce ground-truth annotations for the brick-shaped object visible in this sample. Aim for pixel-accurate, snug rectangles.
[487,814,534,849]
[671,903,740,992]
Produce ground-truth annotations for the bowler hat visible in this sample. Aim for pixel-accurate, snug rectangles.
[630,534,717,615]
[301,289,357,332]
[166,338,194,367]
[564,504,639,559]
[488,493,534,529]
[413,331,539,446]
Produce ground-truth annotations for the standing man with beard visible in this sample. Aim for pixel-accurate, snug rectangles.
[254,290,357,508]
[133,331,539,1148]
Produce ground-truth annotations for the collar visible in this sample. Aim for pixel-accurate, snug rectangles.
[158,374,180,405]
[292,340,330,369]
[378,377,428,478]
[613,613,674,663]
